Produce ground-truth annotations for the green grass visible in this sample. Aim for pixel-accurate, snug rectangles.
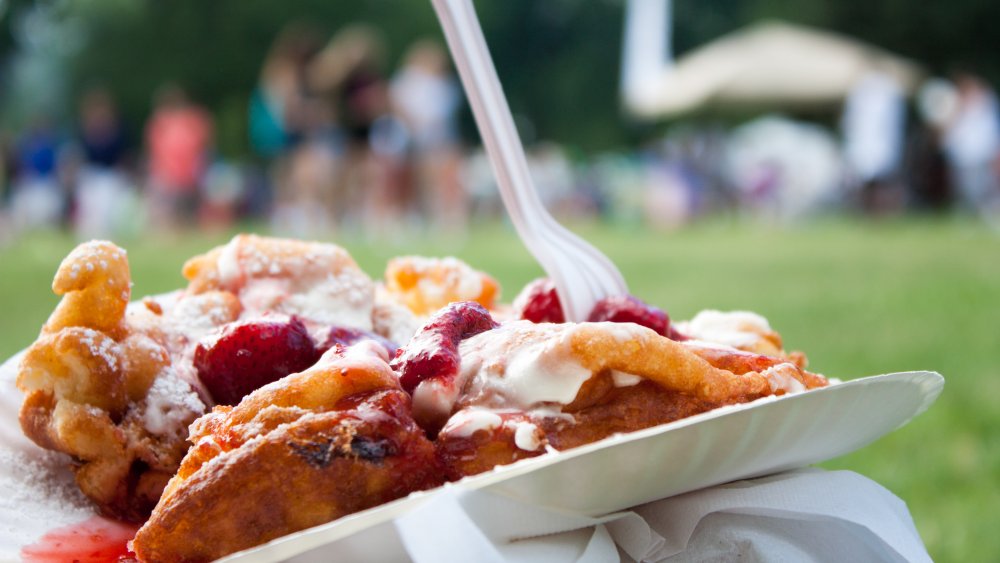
[1,218,997,561]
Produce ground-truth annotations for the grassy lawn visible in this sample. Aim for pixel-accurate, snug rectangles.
[1,218,997,561]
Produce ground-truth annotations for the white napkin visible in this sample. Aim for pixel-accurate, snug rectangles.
[295,468,930,563]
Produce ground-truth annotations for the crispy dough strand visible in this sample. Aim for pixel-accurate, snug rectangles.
[217,344,399,432]
[569,324,773,402]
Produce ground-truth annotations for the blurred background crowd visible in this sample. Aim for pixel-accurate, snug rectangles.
[1,0,1000,245]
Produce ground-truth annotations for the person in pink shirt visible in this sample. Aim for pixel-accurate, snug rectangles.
[145,84,213,231]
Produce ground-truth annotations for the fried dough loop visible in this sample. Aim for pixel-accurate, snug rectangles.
[17,241,205,521]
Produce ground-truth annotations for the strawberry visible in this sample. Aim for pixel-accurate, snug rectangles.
[513,277,566,323]
[588,294,671,336]
[194,315,319,405]
[515,278,683,339]
[391,302,498,393]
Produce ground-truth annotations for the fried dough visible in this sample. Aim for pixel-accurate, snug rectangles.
[132,344,442,562]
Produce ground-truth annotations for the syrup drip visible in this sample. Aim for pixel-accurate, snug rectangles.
[21,516,139,563]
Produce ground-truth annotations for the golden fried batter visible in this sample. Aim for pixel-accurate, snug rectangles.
[384,255,499,316]
[132,344,442,563]
[17,241,205,520]
[435,321,827,479]
[182,234,375,330]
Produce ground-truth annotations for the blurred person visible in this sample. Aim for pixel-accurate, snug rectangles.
[199,161,245,232]
[725,116,842,221]
[270,141,338,237]
[907,78,957,211]
[145,84,213,232]
[249,23,323,160]
[310,25,402,236]
[841,71,907,215]
[0,132,12,204]
[390,40,466,233]
[941,71,1000,215]
[9,115,65,232]
[251,23,335,236]
[73,86,136,239]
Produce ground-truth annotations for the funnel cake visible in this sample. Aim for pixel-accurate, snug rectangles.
[14,235,834,561]
[131,343,442,563]
[426,317,827,479]
[14,235,426,521]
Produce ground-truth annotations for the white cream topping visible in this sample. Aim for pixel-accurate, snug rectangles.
[512,421,544,451]
[602,322,652,343]
[412,378,461,425]
[437,408,545,451]
[411,321,598,426]
[143,366,206,438]
[460,321,593,409]
[677,310,772,349]
[217,237,242,286]
[610,370,643,387]
[439,408,503,438]
[761,362,807,394]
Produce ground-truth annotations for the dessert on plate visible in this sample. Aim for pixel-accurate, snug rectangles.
[14,235,828,561]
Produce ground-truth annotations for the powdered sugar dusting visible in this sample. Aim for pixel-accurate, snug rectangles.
[372,299,419,345]
[400,256,486,302]
[0,448,94,551]
[76,328,120,371]
[143,367,206,438]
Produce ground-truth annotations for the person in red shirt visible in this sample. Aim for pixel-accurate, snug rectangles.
[145,84,213,231]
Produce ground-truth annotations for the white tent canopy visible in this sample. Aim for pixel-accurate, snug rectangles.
[624,20,924,118]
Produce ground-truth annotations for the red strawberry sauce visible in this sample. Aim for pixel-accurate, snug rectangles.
[21,516,139,563]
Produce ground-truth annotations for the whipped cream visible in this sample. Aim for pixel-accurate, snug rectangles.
[412,321,610,426]
[677,310,773,349]
[761,362,807,394]
[438,408,545,452]
[438,408,504,438]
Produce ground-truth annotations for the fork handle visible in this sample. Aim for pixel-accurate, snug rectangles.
[430,0,547,234]
[432,0,628,321]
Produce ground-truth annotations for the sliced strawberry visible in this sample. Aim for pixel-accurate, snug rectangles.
[513,278,565,323]
[194,315,319,405]
[588,294,671,336]
[390,302,498,393]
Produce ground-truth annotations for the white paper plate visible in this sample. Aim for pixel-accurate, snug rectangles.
[0,352,942,562]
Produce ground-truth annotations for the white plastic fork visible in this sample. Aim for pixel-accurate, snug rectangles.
[431,0,629,321]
